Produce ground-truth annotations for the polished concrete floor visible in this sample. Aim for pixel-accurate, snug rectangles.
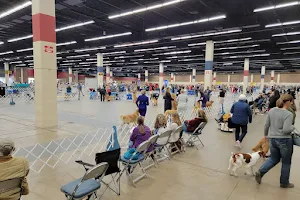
[1,94,300,200]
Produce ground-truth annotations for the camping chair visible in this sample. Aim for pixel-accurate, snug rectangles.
[143,134,159,170]
[185,122,207,150]
[0,178,23,199]
[119,140,151,187]
[61,162,109,200]
[168,125,184,155]
[154,130,173,162]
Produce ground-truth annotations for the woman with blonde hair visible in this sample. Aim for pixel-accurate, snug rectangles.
[183,109,207,132]
[163,87,174,112]
[255,94,295,188]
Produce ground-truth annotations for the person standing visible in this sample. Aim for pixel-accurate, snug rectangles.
[268,90,280,110]
[177,90,188,116]
[230,94,252,148]
[255,94,295,188]
[163,87,174,112]
[219,88,225,114]
[99,86,106,102]
[77,83,84,100]
[136,90,149,117]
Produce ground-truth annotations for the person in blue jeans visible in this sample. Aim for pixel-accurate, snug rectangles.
[255,94,295,188]
[230,94,252,148]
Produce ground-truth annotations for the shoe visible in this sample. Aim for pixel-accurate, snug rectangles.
[255,172,262,184]
[235,141,241,148]
[280,183,294,188]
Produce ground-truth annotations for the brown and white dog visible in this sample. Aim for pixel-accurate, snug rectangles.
[206,100,214,108]
[228,151,265,177]
[120,109,139,125]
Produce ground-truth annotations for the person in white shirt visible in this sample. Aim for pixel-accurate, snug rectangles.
[167,113,182,143]
[177,90,188,116]
[153,114,168,145]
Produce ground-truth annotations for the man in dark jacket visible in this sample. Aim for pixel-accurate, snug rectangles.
[230,94,252,148]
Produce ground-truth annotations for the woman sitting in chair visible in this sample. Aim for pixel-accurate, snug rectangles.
[129,116,152,151]
[183,109,208,132]
[168,113,182,142]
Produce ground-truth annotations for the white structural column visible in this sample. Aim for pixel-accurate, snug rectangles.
[97,53,104,87]
[145,70,148,83]
[68,67,72,84]
[243,58,249,94]
[277,73,280,85]
[171,73,174,83]
[159,63,164,90]
[227,74,231,87]
[20,68,24,83]
[189,75,192,83]
[106,66,110,83]
[260,66,265,92]
[32,0,57,128]
[204,40,214,89]
[4,62,9,84]
[192,68,196,83]
[270,70,275,86]
[173,75,176,83]
[110,71,113,82]
[137,73,141,86]
[250,74,254,83]
[213,71,217,85]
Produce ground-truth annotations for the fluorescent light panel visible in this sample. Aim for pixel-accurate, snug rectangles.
[272,31,300,37]
[75,46,106,52]
[56,41,77,46]
[266,20,300,28]
[108,0,186,19]
[134,46,176,52]
[16,48,33,52]
[85,32,132,42]
[188,37,252,47]
[254,1,300,12]
[145,15,226,32]
[115,55,144,59]
[171,29,242,41]
[0,1,32,19]
[114,40,158,48]
[103,51,126,55]
[67,54,90,58]
[277,40,300,45]
[215,44,259,50]
[281,46,300,50]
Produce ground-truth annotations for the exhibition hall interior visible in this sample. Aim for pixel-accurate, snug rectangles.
[1,0,300,199]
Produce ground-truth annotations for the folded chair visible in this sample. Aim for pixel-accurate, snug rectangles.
[185,122,207,150]
[61,162,109,200]
[119,140,151,187]
[0,178,23,199]
[168,125,184,155]
[143,134,159,170]
[154,130,173,162]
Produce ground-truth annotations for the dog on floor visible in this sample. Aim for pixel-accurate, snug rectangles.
[120,109,139,125]
[151,96,158,106]
[171,94,177,110]
[132,91,137,103]
[164,110,178,118]
[252,137,270,156]
[193,101,201,113]
[228,151,265,177]
[206,100,214,108]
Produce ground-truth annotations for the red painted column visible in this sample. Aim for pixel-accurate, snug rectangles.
[32,0,58,128]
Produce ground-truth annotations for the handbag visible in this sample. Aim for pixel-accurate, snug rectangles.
[227,118,235,129]
[292,129,300,147]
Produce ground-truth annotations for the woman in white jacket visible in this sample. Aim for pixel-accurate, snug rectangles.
[177,90,188,116]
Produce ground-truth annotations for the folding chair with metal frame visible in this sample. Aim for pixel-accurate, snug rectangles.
[75,148,121,198]
[185,122,207,150]
[168,125,184,156]
[119,140,151,187]
[154,130,173,162]
[143,134,159,170]
[61,162,109,200]
[0,178,23,200]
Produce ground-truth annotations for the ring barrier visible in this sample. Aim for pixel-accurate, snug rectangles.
[12,93,258,173]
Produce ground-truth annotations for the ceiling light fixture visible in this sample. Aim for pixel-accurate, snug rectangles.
[215,37,252,44]
[56,20,94,32]
[145,15,226,32]
[153,50,191,56]
[280,46,300,50]
[85,32,132,42]
[103,51,127,56]
[171,29,242,40]
[56,41,77,47]
[9,61,22,64]
[283,52,300,55]
[188,42,206,47]
[0,41,3,45]
[215,44,260,50]
[114,40,158,48]
[134,46,176,52]
[75,46,106,52]
[277,40,300,45]
[67,54,90,59]
[266,20,300,28]
[8,20,94,43]
[15,64,26,67]
[0,1,32,19]
[272,31,300,37]
[114,55,144,59]
[63,60,82,63]
[108,0,186,19]
[254,1,300,12]
[16,48,33,52]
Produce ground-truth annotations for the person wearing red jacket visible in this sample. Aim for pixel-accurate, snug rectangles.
[183,109,208,132]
